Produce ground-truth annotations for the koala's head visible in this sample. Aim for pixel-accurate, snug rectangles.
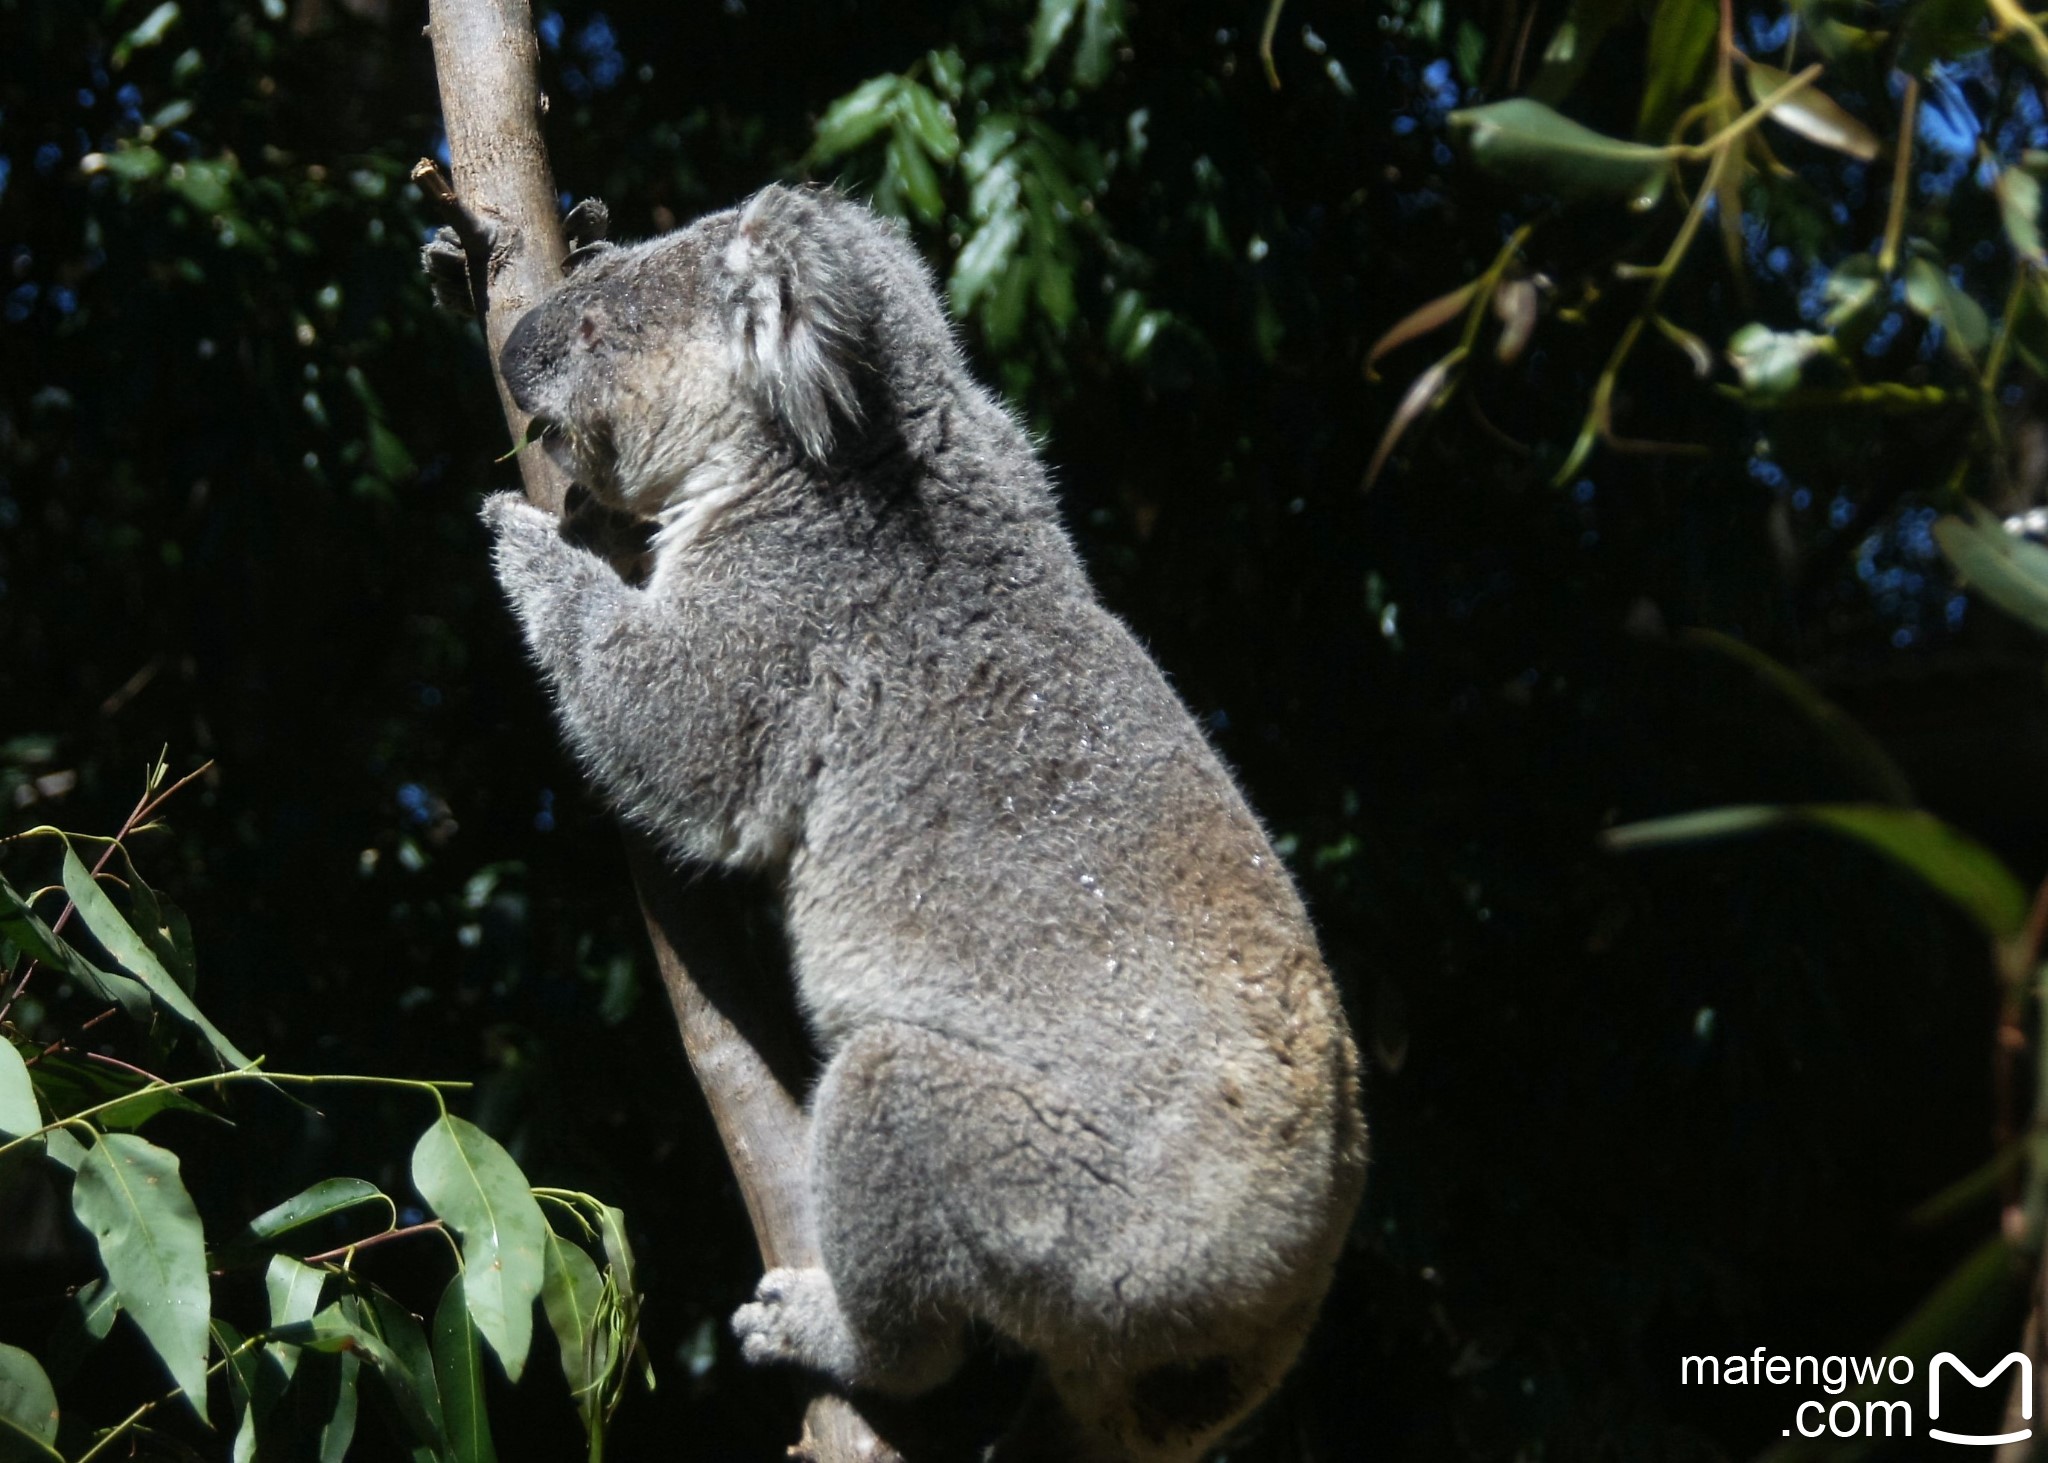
[500,185,954,518]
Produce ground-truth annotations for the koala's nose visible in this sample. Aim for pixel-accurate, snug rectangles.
[499,303,552,414]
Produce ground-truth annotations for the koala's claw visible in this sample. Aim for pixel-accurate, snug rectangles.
[481,490,553,538]
[422,226,477,316]
[563,197,614,272]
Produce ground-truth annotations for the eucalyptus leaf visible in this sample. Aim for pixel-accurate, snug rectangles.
[1936,506,2048,639]
[1449,100,1670,204]
[238,1176,385,1244]
[809,75,899,163]
[412,1115,546,1383]
[433,1276,499,1463]
[1637,0,1718,139]
[61,845,255,1069]
[263,1255,326,1382]
[0,1344,60,1460]
[0,872,150,1020]
[1903,255,1990,361]
[1744,60,1878,160]
[541,1227,609,1415]
[1025,0,1083,77]
[0,1042,40,1143]
[72,1133,211,1422]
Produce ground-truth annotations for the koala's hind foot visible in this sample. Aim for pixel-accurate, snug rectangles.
[732,1265,967,1398]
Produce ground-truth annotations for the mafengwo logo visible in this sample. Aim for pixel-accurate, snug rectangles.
[1680,1349,2033,1444]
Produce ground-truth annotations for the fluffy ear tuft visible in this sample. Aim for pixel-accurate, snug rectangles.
[723,186,867,462]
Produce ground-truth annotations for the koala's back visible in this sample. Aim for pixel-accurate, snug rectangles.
[679,415,1363,1340]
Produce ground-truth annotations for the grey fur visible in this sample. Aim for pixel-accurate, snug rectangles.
[484,185,1365,1462]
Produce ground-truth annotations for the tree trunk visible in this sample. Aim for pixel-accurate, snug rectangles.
[418,5,902,1457]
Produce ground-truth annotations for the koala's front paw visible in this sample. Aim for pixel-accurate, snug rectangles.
[422,226,475,316]
[480,489,553,537]
[731,1266,853,1375]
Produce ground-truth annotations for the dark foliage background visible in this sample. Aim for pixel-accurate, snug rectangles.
[3,0,2042,1456]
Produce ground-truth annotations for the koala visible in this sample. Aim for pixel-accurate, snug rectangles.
[477,185,1365,1462]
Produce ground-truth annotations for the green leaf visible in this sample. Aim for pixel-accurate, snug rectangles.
[317,1350,360,1463]
[887,122,946,224]
[1025,0,1083,77]
[263,1255,326,1382]
[1822,252,1885,344]
[1726,323,1840,401]
[597,1207,639,1308]
[0,873,150,1020]
[0,1043,39,1143]
[1448,100,1670,204]
[237,1177,385,1244]
[72,1134,211,1422]
[1637,0,1719,139]
[273,1302,444,1452]
[61,845,256,1069]
[1936,505,2048,638]
[1073,0,1124,87]
[1745,60,1878,160]
[123,875,196,997]
[366,1291,446,1460]
[894,80,958,163]
[0,1344,60,1460]
[809,75,899,163]
[42,1130,84,1173]
[1677,629,1915,805]
[950,208,1026,317]
[412,1115,546,1383]
[1607,803,2027,939]
[1998,166,2045,264]
[541,1228,608,1417]
[433,1277,499,1463]
[1903,255,1990,362]
[926,47,965,100]
[215,1318,285,1463]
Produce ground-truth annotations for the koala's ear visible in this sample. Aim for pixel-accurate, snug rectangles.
[722,186,866,462]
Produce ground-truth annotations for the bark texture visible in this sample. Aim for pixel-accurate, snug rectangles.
[420,4,902,1456]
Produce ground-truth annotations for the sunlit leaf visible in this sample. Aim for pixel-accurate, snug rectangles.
[1073,0,1125,87]
[1936,505,2048,639]
[412,1115,545,1383]
[1366,280,1480,379]
[1822,252,1885,343]
[1903,255,1990,361]
[0,1344,60,1460]
[1365,346,1467,490]
[894,80,959,163]
[237,1176,386,1244]
[72,1134,210,1422]
[1744,60,1878,160]
[1449,100,1670,204]
[950,209,1025,317]
[123,875,196,997]
[61,845,256,1069]
[433,1277,499,1463]
[1025,0,1083,77]
[0,873,150,1020]
[0,1042,39,1144]
[273,1302,444,1452]
[1726,323,1840,401]
[886,122,945,224]
[541,1228,609,1421]
[809,75,899,163]
[1998,166,2045,263]
[263,1255,325,1382]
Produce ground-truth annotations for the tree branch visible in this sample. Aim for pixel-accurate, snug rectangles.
[418,5,900,1457]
